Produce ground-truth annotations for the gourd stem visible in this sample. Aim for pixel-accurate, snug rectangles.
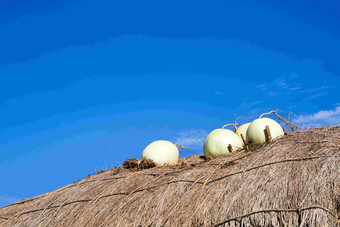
[228,144,234,153]
[240,134,249,150]
[265,125,272,142]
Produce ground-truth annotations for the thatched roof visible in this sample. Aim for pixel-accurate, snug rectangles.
[1,126,339,226]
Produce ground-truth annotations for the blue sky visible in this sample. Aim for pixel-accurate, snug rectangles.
[1,0,340,207]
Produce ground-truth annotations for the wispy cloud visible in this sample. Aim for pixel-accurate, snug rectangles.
[0,195,21,208]
[173,129,208,148]
[256,74,330,100]
[256,84,267,91]
[214,91,226,96]
[241,100,263,107]
[274,76,302,92]
[303,92,328,101]
[294,106,340,126]
[302,86,329,93]
[267,91,277,97]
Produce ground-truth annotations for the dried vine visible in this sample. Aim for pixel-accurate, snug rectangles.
[214,206,337,226]
[221,123,239,131]
[175,143,199,155]
[259,110,304,131]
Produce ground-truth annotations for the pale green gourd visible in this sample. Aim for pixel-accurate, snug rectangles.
[141,140,179,165]
[246,117,284,145]
[235,123,251,145]
[203,129,243,159]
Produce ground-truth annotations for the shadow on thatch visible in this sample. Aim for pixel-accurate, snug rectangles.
[0,127,339,226]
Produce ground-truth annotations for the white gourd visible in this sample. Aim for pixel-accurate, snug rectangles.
[235,123,251,145]
[246,117,284,145]
[203,129,243,159]
[141,140,179,165]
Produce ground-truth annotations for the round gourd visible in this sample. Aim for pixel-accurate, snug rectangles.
[203,129,243,159]
[235,123,251,145]
[141,140,179,165]
[246,117,284,145]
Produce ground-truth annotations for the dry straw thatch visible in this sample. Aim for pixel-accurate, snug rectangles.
[0,126,339,226]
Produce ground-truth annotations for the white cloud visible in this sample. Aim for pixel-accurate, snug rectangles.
[173,129,208,148]
[0,195,21,208]
[294,106,340,126]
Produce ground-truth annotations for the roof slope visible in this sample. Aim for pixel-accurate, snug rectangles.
[1,127,339,226]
